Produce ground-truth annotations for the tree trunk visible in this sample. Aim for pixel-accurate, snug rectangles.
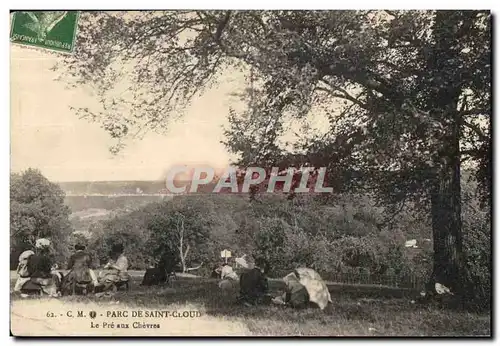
[426,100,466,298]
[424,12,470,299]
[177,216,188,273]
[428,160,464,295]
[179,246,186,273]
[181,244,190,273]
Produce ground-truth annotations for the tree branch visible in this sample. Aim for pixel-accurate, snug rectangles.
[459,108,490,117]
[315,83,368,110]
[317,63,403,106]
[376,193,408,230]
[186,262,204,272]
[214,11,232,43]
[384,10,399,18]
[462,120,488,141]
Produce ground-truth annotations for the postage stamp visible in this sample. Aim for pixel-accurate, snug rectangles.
[10,11,79,53]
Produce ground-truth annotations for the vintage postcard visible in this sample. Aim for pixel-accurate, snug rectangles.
[10,10,491,337]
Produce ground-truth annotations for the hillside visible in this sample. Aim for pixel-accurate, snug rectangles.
[58,180,168,195]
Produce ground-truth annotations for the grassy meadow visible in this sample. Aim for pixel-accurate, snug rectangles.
[10,271,491,337]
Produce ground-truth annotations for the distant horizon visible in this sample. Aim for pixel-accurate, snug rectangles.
[56,179,168,183]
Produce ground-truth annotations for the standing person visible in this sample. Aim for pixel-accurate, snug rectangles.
[98,243,130,294]
[61,244,99,295]
[238,258,270,306]
[22,238,61,297]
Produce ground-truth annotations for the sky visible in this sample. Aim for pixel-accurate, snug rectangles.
[10,44,240,182]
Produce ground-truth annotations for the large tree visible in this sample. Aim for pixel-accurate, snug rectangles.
[59,10,491,297]
[10,168,73,266]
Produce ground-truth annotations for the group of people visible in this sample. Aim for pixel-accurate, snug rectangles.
[14,239,332,310]
[214,258,332,310]
[13,238,130,297]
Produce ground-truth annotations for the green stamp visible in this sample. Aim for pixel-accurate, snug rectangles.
[10,11,79,53]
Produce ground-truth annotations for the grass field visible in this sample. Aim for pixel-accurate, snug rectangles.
[10,272,491,336]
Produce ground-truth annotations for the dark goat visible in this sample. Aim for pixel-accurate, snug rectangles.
[141,267,169,286]
[140,254,178,286]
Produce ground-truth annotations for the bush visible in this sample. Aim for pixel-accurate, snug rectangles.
[240,195,431,285]
[462,205,491,309]
[76,189,489,303]
[10,169,73,268]
[87,195,238,271]
[253,217,289,276]
[88,208,153,269]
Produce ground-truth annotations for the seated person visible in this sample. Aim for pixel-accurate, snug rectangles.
[61,244,99,295]
[221,263,239,280]
[211,265,221,279]
[13,249,34,293]
[273,268,332,310]
[219,263,239,291]
[98,243,130,293]
[238,258,270,306]
[22,238,61,297]
[272,271,310,309]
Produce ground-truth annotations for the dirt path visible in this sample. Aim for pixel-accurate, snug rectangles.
[11,299,252,336]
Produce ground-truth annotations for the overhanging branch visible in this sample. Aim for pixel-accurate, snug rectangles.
[462,120,488,141]
[316,83,368,110]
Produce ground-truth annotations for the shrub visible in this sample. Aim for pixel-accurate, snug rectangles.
[253,217,288,276]
[77,189,489,303]
[10,169,73,268]
[462,205,491,309]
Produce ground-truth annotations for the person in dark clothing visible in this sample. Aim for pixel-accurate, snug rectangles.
[26,251,52,278]
[211,266,221,279]
[61,244,99,295]
[238,258,270,306]
[22,239,61,297]
[273,271,310,309]
[67,244,91,268]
